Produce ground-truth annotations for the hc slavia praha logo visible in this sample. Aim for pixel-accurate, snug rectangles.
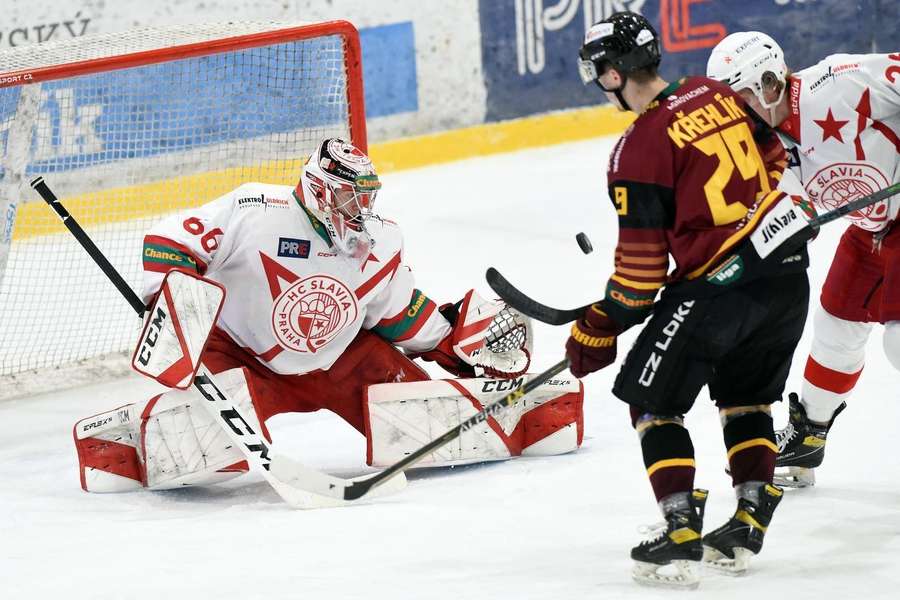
[271,274,358,353]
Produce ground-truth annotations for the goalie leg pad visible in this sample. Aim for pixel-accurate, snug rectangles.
[74,367,261,492]
[364,375,583,468]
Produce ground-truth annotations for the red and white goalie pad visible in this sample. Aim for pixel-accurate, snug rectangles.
[364,374,583,468]
[74,367,257,492]
[132,270,225,388]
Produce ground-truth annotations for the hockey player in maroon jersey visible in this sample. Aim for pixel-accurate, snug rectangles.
[708,33,900,488]
[571,12,811,586]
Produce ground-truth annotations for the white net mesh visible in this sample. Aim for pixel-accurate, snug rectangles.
[0,22,361,389]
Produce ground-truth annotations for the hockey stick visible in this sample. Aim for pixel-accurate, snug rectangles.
[489,182,900,325]
[30,177,404,508]
[341,356,571,500]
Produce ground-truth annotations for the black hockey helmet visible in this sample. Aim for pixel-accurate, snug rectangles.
[578,11,661,86]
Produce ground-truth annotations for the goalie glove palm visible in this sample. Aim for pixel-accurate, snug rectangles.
[565,304,620,378]
[415,290,532,379]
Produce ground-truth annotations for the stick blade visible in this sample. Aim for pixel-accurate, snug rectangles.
[269,454,407,509]
[485,267,586,325]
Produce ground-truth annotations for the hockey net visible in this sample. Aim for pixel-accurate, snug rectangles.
[0,21,366,399]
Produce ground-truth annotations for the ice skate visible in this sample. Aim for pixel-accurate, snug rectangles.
[702,484,783,575]
[774,393,845,488]
[631,489,707,589]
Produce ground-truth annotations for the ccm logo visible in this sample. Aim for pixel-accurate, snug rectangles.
[137,307,167,366]
[481,377,524,393]
[278,238,310,258]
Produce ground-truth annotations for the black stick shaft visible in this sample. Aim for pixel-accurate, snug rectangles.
[811,181,900,228]
[31,177,147,317]
[344,357,571,500]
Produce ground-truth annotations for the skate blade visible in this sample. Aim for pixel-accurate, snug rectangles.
[773,466,815,488]
[702,546,754,575]
[632,560,700,589]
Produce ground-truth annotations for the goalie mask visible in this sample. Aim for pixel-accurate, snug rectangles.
[298,138,382,258]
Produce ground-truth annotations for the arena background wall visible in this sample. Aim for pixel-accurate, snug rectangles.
[2,0,897,186]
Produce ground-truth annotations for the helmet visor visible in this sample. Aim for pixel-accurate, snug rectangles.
[578,58,599,85]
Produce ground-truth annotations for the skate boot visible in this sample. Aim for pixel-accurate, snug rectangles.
[631,489,707,589]
[774,393,845,487]
[702,483,783,575]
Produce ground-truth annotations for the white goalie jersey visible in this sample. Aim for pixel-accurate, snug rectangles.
[141,182,452,375]
[777,53,900,232]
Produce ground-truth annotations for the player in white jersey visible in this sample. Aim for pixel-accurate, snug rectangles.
[708,33,900,486]
[73,138,584,493]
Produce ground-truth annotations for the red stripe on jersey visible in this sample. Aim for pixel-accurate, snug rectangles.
[854,89,871,160]
[393,301,437,342]
[251,344,285,362]
[848,88,900,159]
[356,251,401,299]
[804,356,863,394]
[259,251,300,299]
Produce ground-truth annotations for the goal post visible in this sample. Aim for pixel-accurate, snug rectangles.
[0,21,367,397]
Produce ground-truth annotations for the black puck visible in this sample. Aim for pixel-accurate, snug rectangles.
[576,232,593,254]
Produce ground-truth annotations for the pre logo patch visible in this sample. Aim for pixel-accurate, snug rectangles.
[278,238,311,259]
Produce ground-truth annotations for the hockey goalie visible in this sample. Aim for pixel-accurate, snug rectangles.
[73,138,584,493]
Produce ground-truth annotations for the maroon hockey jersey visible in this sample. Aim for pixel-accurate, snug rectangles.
[603,76,789,327]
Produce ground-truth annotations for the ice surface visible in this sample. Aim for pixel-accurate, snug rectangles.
[2,137,899,599]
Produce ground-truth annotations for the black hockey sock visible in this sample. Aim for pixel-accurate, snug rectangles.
[633,409,695,502]
[720,406,776,486]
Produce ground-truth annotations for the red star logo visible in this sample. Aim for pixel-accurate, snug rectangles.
[814,108,849,143]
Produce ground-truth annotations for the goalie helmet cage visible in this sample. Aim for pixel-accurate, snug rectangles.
[0,21,366,399]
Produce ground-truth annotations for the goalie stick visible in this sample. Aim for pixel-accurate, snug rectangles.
[489,182,900,326]
[30,176,405,508]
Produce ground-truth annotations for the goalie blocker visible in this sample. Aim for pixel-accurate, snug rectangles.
[75,271,583,492]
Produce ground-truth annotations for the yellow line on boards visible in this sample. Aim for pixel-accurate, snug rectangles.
[369,104,634,172]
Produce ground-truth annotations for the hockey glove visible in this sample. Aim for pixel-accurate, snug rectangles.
[790,194,819,240]
[565,304,621,379]
[414,290,532,379]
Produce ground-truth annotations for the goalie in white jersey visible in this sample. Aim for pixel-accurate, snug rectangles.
[708,33,900,486]
[74,138,584,493]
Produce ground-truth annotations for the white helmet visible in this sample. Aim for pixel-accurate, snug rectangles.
[297,138,381,258]
[706,31,787,111]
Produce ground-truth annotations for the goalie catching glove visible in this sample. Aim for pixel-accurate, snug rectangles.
[566,303,622,378]
[413,289,532,379]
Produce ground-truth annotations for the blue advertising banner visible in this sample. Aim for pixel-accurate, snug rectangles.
[0,23,418,175]
[360,22,418,119]
[479,0,894,122]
